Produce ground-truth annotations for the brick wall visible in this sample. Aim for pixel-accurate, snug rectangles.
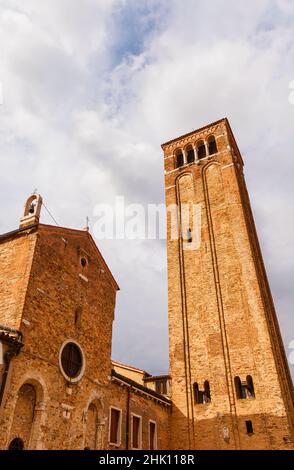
[163,119,294,450]
[0,223,170,450]
[0,227,37,330]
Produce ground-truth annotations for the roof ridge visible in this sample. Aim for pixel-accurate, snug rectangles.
[161,117,227,148]
[111,369,171,405]
[112,359,150,375]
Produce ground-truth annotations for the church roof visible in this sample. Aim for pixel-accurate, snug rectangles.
[0,222,119,291]
[161,117,227,148]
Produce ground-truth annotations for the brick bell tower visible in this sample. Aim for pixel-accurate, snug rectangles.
[162,118,294,450]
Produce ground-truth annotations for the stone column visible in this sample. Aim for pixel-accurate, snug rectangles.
[204,140,209,157]
[193,144,198,162]
[29,401,46,450]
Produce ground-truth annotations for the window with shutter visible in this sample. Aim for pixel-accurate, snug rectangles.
[149,421,157,450]
[110,408,121,445]
[60,342,83,379]
[131,415,141,449]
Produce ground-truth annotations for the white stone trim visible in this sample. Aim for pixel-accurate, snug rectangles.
[164,154,175,160]
[222,163,235,170]
[165,185,176,191]
[79,273,88,282]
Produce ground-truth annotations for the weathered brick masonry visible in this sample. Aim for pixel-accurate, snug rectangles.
[0,221,170,449]
[162,118,294,450]
[0,118,293,450]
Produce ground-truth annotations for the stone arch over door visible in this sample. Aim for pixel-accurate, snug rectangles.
[7,378,46,450]
[83,398,104,450]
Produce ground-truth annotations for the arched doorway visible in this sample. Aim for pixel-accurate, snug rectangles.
[8,437,24,450]
[8,383,36,450]
[84,399,104,450]
[84,403,98,450]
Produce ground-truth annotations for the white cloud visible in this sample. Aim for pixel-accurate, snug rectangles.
[0,0,293,375]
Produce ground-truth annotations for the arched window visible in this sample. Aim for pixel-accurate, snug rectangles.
[8,438,24,450]
[29,199,37,214]
[20,193,43,229]
[246,375,255,398]
[193,382,202,404]
[193,381,211,404]
[186,146,195,164]
[234,376,243,399]
[175,150,184,168]
[24,195,38,217]
[193,383,198,403]
[204,381,211,403]
[208,135,217,155]
[197,141,206,159]
[80,257,88,268]
[235,376,254,399]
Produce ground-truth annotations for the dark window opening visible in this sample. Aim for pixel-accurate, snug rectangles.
[194,381,211,404]
[81,257,87,267]
[197,142,206,159]
[29,200,37,214]
[149,422,157,450]
[208,136,218,155]
[246,375,255,398]
[25,196,37,216]
[8,438,24,450]
[204,380,211,403]
[110,408,120,444]
[187,228,193,243]
[235,375,255,399]
[187,148,195,164]
[155,380,167,395]
[175,152,184,168]
[132,416,141,449]
[234,376,243,399]
[193,383,203,404]
[246,420,254,435]
[61,342,83,379]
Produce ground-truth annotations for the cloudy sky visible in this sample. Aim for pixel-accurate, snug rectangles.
[0,0,293,376]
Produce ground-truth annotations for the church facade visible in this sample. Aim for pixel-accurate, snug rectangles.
[0,118,293,450]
